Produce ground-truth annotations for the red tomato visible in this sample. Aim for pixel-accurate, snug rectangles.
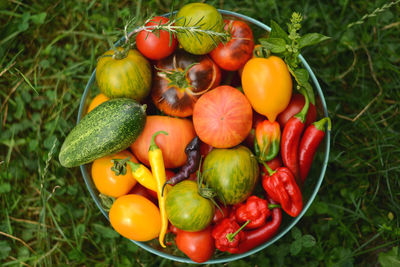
[212,205,230,224]
[210,20,254,71]
[243,111,266,148]
[136,16,178,60]
[200,141,213,158]
[261,156,283,175]
[151,49,221,117]
[130,115,196,168]
[129,183,157,204]
[176,227,215,263]
[193,85,253,148]
[277,93,317,128]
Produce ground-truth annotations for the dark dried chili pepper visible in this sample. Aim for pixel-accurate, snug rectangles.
[162,136,200,192]
[299,117,331,183]
[233,197,282,254]
[262,164,303,217]
[281,89,309,186]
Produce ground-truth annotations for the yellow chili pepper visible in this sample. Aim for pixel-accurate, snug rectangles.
[125,161,157,192]
[148,130,168,248]
[111,158,157,192]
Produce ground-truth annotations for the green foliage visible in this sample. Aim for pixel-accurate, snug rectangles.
[1,0,399,266]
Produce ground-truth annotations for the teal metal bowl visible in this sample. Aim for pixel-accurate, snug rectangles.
[78,10,330,264]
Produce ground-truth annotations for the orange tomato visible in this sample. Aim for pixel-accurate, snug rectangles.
[91,150,137,198]
[87,93,110,113]
[109,194,161,241]
[130,115,196,168]
[241,56,292,122]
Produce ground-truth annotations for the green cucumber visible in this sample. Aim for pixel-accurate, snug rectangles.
[59,98,146,167]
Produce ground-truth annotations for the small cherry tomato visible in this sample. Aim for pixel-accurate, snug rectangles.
[87,93,110,113]
[212,205,230,224]
[176,226,215,263]
[261,156,283,175]
[210,20,254,71]
[109,194,161,241]
[277,93,317,128]
[136,16,178,60]
[129,183,157,204]
[91,150,137,198]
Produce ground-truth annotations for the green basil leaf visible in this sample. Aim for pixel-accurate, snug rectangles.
[259,37,287,54]
[293,68,309,85]
[270,20,290,42]
[299,33,330,48]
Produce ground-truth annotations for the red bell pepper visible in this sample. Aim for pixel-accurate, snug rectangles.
[255,120,281,162]
[233,197,282,254]
[299,117,331,183]
[211,218,250,253]
[281,89,309,186]
[262,164,303,217]
[235,196,270,229]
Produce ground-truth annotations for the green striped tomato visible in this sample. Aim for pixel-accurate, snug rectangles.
[96,48,151,102]
[175,3,224,55]
[166,180,214,232]
[202,145,259,205]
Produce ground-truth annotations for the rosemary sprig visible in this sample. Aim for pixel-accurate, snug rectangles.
[125,16,229,44]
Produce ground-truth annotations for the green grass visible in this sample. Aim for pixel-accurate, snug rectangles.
[1,0,400,266]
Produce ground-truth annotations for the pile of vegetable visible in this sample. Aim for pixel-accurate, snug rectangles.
[59,2,331,263]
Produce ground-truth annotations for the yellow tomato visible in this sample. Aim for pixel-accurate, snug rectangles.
[241,56,292,122]
[87,93,110,113]
[109,194,161,241]
[91,150,137,198]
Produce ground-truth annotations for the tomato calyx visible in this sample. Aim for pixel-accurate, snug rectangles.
[111,157,131,175]
[196,162,226,217]
[253,45,271,58]
[156,62,200,95]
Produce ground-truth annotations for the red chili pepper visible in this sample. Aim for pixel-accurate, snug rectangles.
[233,198,282,254]
[211,218,250,253]
[281,89,309,186]
[255,120,281,162]
[299,117,331,183]
[235,196,270,229]
[262,164,303,217]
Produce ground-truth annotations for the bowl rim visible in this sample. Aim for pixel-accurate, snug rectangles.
[77,9,331,264]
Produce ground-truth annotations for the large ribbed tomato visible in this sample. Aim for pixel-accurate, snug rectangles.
[210,20,254,71]
[151,49,221,117]
[241,56,292,122]
[192,85,253,148]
